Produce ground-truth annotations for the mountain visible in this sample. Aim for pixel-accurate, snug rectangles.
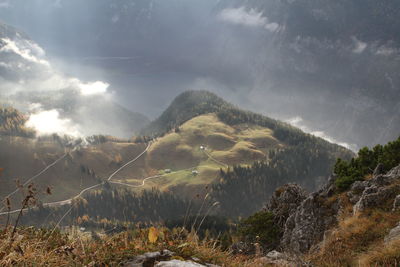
[0,91,353,220]
[142,91,353,153]
[141,91,235,136]
[139,91,353,215]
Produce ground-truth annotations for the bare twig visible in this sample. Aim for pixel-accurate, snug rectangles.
[196,201,220,234]
[191,193,210,231]
[10,194,33,241]
[48,206,73,239]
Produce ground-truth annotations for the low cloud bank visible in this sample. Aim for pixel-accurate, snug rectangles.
[286,116,357,151]
[0,32,119,138]
[26,108,81,137]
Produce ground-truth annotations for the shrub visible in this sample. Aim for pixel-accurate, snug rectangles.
[334,136,400,191]
[238,211,280,250]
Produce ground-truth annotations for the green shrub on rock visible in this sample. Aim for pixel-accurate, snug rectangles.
[238,211,280,250]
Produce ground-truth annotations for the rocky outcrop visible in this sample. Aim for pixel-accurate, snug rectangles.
[373,163,385,176]
[351,165,400,214]
[272,164,400,254]
[280,193,339,253]
[265,184,308,229]
[257,250,308,266]
[392,195,400,211]
[385,222,400,244]
[277,176,340,253]
[353,184,400,214]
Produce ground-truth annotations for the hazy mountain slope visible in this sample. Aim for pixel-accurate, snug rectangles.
[0,133,149,206]
[0,107,34,137]
[11,90,150,138]
[0,22,149,138]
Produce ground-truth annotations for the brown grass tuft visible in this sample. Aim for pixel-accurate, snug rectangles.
[308,209,400,266]
[359,239,400,266]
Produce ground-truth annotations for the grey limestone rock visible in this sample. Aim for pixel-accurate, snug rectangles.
[385,222,400,244]
[265,183,308,228]
[280,191,339,253]
[353,165,400,214]
[124,250,174,267]
[155,260,209,267]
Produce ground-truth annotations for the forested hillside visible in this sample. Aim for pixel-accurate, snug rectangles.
[334,135,400,190]
[19,187,194,227]
[212,144,343,217]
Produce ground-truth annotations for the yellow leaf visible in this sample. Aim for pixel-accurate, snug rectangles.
[158,231,165,241]
[148,227,158,243]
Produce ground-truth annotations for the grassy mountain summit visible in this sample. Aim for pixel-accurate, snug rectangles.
[141,90,234,136]
[142,90,351,153]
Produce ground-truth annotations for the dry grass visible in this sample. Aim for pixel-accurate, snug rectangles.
[0,227,270,266]
[205,133,236,151]
[359,239,400,266]
[308,209,400,266]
